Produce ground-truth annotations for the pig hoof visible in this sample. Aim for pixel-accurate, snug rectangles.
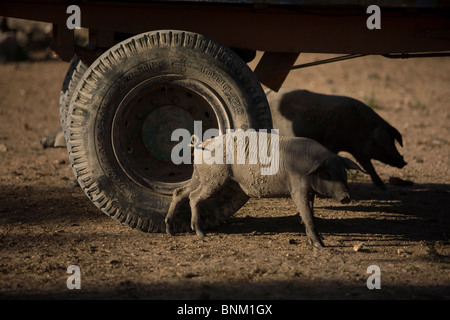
[195,229,206,238]
[191,220,206,238]
[313,240,325,248]
[165,224,175,236]
[309,237,325,248]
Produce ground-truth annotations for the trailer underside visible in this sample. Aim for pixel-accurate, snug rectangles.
[2,1,450,89]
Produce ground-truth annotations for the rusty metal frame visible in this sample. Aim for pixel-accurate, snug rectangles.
[1,1,450,89]
[2,1,450,54]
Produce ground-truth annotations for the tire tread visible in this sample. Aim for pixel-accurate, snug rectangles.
[67,30,271,233]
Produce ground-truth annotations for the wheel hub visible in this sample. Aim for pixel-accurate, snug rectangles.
[142,105,194,162]
[111,76,226,194]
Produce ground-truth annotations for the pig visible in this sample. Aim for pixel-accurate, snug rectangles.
[165,132,366,247]
[267,88,407,188]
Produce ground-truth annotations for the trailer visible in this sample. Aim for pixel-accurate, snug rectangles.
[1,0,449,233]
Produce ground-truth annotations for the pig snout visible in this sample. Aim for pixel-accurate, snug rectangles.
[395,157,407,169]
[386,145,407,169]
[332,186,351,204]
[340,195,351,204]
[389,155,407,169]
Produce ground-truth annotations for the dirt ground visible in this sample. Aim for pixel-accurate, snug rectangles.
[0,49,449,300]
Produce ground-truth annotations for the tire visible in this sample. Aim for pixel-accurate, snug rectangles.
[60,56,89,136]
[66,30,272,233]
[41,56,89,149]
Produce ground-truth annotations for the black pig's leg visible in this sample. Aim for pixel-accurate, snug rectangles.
[358,158,385,189]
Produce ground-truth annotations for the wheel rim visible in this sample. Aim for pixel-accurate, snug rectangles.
[111,75,230,195]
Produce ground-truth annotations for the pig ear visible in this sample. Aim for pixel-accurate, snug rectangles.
[307,160,324,175]
[342,157,368,174]
[390,126,403,147]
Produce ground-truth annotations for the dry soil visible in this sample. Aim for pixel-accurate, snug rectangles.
[0,51,449,300]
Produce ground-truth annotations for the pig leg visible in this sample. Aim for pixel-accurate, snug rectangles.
[189,178,228,238]
[358,158,385,189]
[291,189,324,248]
[165,185,193,235]
[165,172,201,235]
[307,191,315,212]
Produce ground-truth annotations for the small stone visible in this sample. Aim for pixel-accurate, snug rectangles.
[353,242,364,252]
[431,138,447,145]
[0,143,8,152]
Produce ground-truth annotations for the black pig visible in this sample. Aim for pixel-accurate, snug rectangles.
[268,88,407,188]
